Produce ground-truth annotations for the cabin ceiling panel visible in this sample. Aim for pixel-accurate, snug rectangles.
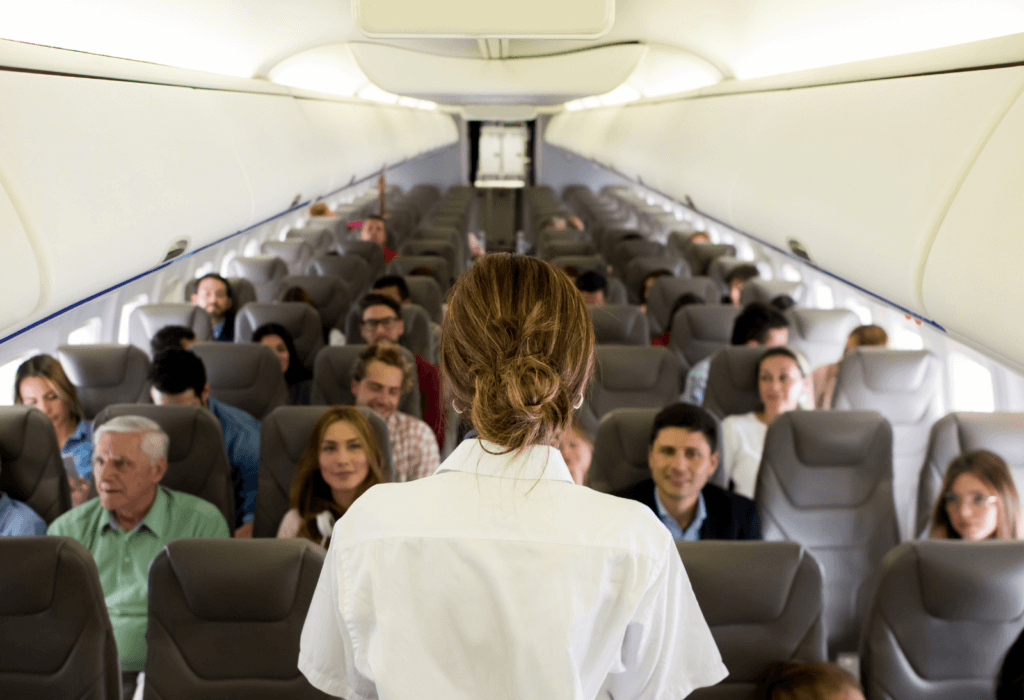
[0,186,41,333]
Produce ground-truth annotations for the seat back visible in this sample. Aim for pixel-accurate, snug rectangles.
[56,344,151,420]
[310,345,421,419]
[610,239,665,277]
[598,229,642,261]
[707,256,752,295]
[678,541,827,700]
[145,538,334,699]
[539,240,596,260]
[129,303,213,357]
[623,256,689,304]
[0,406,71,523]
[739,279,805,307]
[589,305,650,346]
[386,255,451,294]
[404,275,443,324]
[588,408,660,494]
[785,307,861,370]
[702,346,767,420]
[833,348,943,541]
[399,239,459,278]
[548,254,606,277]
[669,305,743,372]
[862,541,1024,700]
[234,303,325,372]
[757,411,897,655]
[278,275,352,331]
[191,343,289,420]
[916,412,1024,538]
[93,404,235,533]
[254,405,394,537]
[285,226,334,256]
[605,276,628,305]
[0,537,120,699]
[224,255,289,303]
[579,347,683,436]
[261,240,313,276]
[305,253,372,297]
[645,276,720,336]
[684,242,737,276]
[334,239,385,280]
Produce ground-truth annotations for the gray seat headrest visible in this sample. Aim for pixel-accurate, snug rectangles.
[129,303,214,357]
[645,276,720,336]
[702,346,766,420]
[785,307,860,370]
[225,255,290,303]
[278,274,353,330]
[191,342,289,420]
[335,239,385,280]
[386,255,451,294]
[234,302,325,372]
[668,305,742,371]
[624,256,690,305]
[548,254,606,277]
[261,240,313,276]
[0,406,71,523]
[590,304,650,346]
[285,226,334,256]
[739,279,805,307]
[56,343,151,420]
[404,275,443,324]
[579,346,683,437]
[305,253,372,297]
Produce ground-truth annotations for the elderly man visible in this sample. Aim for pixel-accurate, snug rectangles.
[48,415,229,696]
[189,273,235,341]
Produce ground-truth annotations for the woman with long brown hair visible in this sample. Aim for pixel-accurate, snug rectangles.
[930,450,1021,540]
[299,254,726,699]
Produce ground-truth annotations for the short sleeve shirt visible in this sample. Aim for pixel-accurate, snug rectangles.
[299,439,727,700]
[0,493,47,536]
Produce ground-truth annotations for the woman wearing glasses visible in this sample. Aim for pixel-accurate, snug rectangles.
[929,450,1021,540]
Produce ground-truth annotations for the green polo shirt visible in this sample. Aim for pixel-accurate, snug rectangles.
[48,486,229,671]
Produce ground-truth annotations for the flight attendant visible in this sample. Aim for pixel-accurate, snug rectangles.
[300,253,727,699]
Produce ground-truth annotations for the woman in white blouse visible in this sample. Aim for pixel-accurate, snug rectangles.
[721,347,809,499]
[299,253,727,700]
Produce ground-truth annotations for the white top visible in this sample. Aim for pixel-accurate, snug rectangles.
[721,412,769,499]
[299,438,727,700]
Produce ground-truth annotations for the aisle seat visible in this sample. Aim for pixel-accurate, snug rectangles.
[702,346,767,420]
[334,239,385,281]
[682,242,737,277]
[578,346,683,436]
[224,255,289,303]
[305,253,372,297]
[386,255,451,294]
[191,342,288,420]
[610,239,665,278]
[668,305,743,373]
[785,307,861,371]
[623,256,689,305]
[278,274,352,333]
[234,303,325,373]
[56,343,151,419]
[589,304,650,346]
[0,405,71,523]
[261,239,313,276]
[129,303,214,357]
[645,276,721,336]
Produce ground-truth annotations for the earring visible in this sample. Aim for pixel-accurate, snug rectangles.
[453,400,463,414]
[573,396,584,410]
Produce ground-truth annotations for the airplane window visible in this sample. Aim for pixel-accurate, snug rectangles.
[780,264,802,283]
[67,317,102,346]
[735,240,755,261]
[116,295,149,345]
[890,324,925,351]
[0,350,41,405]
[812,280,835,309]
[243,239,262,257]
[949,352,995,413]
[843,298,872,325]
[756,262,775,281]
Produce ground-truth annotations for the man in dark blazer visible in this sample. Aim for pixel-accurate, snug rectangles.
[614,403,761,540]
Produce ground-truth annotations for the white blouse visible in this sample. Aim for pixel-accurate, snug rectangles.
[721,412,769,499]
[299,438,727,700]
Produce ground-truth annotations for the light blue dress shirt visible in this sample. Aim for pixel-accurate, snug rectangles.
[0,493,47,536]
[653,485,707,541]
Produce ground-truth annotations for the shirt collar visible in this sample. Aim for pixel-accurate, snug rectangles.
[653,486,707,540]
[435,438,574,484]
[99,486,169,536]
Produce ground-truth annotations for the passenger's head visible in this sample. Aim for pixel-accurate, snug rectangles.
[281,286,316,307]
[668,292,706,322]
[289,407,387,537]
[148,349,209,408]
[844,324,889,355]
[190,273,233,321]
[930,450,1020,541]
[15,354,83,433]
[688,231,711,245]
[575,270,608,307]
[309,202,332,217]
[756,347,808,418]
[640,270,674,305]
[770,295,796,312]
[441,254,595,450]
[351,344,413,420]
[648,404,719,504]
[559,417,593,486]
[726,263,760,306]
[360,215,387,247]
[150,325,197,356]
[540,216,567,231]
[359,293,404,346]
[372,275,411,305]
[253,323,301,377]
[92,416,170,514]
[731,302,790,347]
[752,662,864,700]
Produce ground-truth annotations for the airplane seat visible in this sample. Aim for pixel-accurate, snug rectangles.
[0,406,71,523]
[56,343,151,419]
[668,305,743,373]
[128,303,214,357]
[861,540,1024,700]
[785,307,861,371]
[682,242,738,277]
[285,226,334,256]
[701,346,770,420]
[578,346,683,437]
[404,275,443,324]
[93,404,236,534]
[144,538,335,699]
[916,412,1024,539]
[310,345,422,419]
[535,229,588,248]
[254,405,394,537]
[386,255,451,294]
[299,215,347,240]
[538,240,596,261]
[757,411,897,657]
[589,304,650,346]
[342,303,433,361]
[233,302,325,373]
[333,239,386,281]
[605,277,629,305]
[399,239,459,277]
[413,227,466,270]
[598,228,643,262]
[832,349,943,541]
[224,255,290,303]
[645,276,721,336]
[623,256,690,305]
[610,239,666,279]
[678,541,827,700]
[708,256,750,296]
[305,253,372,297]
[0,536,120,699]
[260,239,314,276]
[277,274,353,334]
[190,342,289,420]
[739,279,806,307]
[547,254,606,277]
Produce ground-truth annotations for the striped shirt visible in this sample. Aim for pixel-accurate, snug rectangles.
[385,411,440,482]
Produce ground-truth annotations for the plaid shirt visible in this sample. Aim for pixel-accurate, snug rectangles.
[385,411,441,482]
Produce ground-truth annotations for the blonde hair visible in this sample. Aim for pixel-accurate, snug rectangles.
[441,254,595,450]
[930,449,1020,540]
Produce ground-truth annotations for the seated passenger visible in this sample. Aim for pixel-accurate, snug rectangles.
[360,214,397,264]
[47,416,228,696]
[253,323,313,406]
[0,456,47,536]
[359,293,444,449]
[639,269,674,314]
[929,450,1021,540]
[189,273,235,341]
[149,349,260,538]
[277,407,388,544]
[350,344,440,482]
[614,403,761,540]
[724,263,760,306]
[559,417,593,486]
[373,273,443,363]
[752,662,865,700]
[15,354,93,506]
[810,324,889,409]
[150,325,197,355]
[721,347,809,499]
[770,294,796,312]
[575,270,608,307]
[651,291,705,347]
[688,232,711,245]
[683,302,789,406]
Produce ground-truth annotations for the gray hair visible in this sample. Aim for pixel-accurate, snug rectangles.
[94,415,170,466]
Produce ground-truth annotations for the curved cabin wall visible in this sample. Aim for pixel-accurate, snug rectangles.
[546,66,1024,370]
[0,65,457,339]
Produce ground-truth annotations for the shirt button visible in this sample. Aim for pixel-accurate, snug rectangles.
[125,558,130,563]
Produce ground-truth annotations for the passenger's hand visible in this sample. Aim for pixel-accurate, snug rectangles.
[234,522,254,538]
[68,476,90,507]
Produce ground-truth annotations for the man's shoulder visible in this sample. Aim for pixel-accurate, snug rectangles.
[48,498,104,536]
[162,488,230,536]
[703,482,756,513]
[612,479,658,510]
[208,398,260,431]
[392,411,433,434]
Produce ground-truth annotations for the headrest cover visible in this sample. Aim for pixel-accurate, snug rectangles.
[916,542,1024,622]
[597,347,675,391]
